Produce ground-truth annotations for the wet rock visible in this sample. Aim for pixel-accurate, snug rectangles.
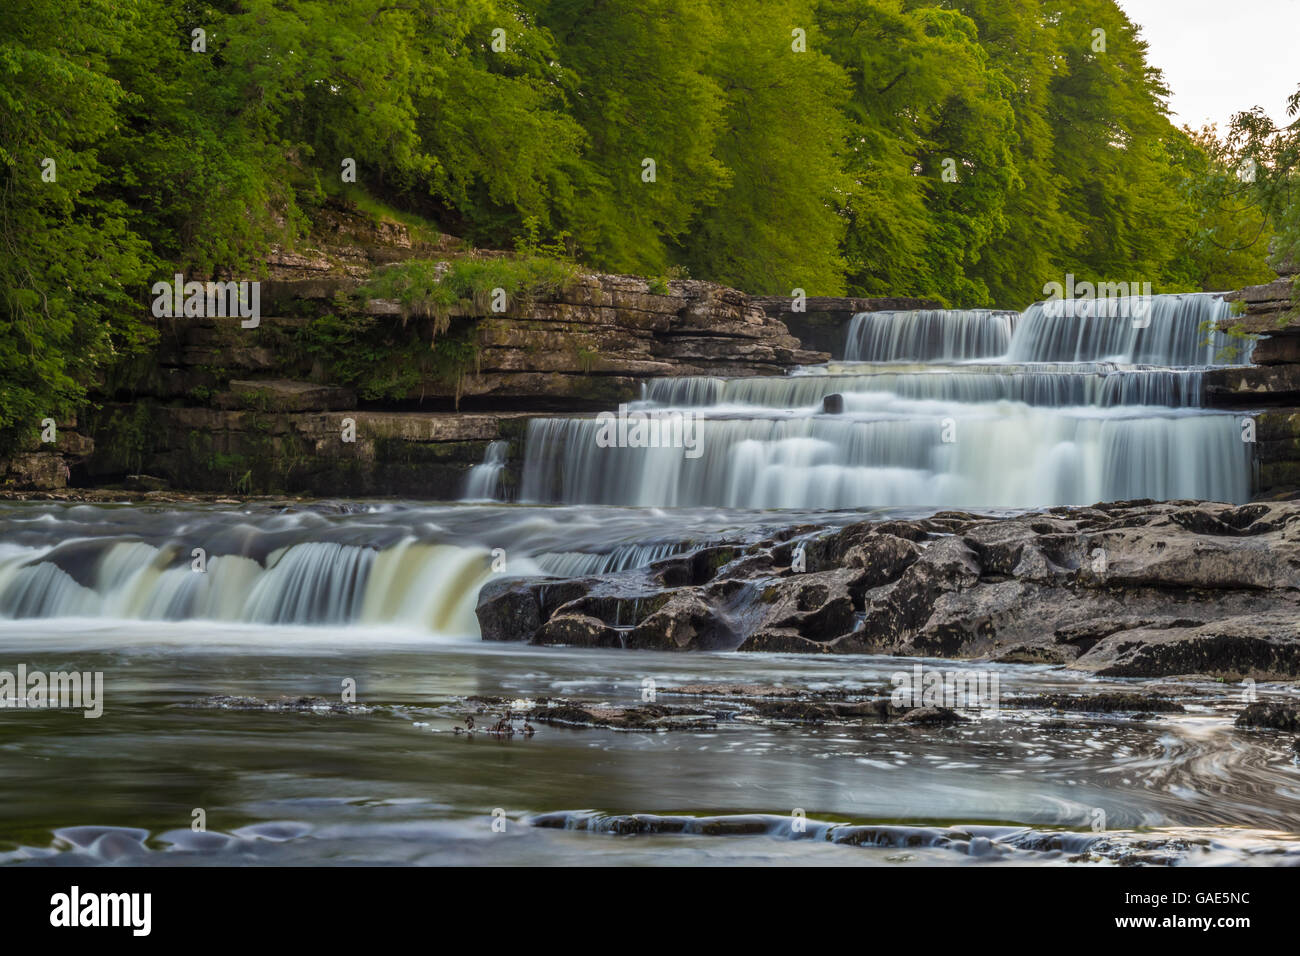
[748,698,895,721]
[475,578,542,642]
[989,643,1078,665]
[748,568,861,644]
[534,613,623,649]
[661,682,800,698]
[530,702,715,731]
[1074,613,1300,679]
[548,591,671,628]
[750,699,839,721]
[1235,701,1300,731]
[737,630,831,653]
[1001,693,1185,713]
[487,499,1300,680]
[840,533,923,586]
[627,591,735,650]
[189,695,375,714]
[879,535,982,630]
[649,546,741,587]
[895,706,970,725]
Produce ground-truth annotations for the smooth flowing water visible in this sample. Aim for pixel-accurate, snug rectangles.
[521,294,1255,508]
[3,612,1299,866]
[2,295,1291,867]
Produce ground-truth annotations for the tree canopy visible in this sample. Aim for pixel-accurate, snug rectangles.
[0,0,1291,451]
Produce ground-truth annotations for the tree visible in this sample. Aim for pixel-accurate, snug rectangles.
[680,0,851,294]
[538,0,730,275]
[0,0,150,453]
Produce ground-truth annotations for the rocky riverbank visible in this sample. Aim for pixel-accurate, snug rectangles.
[1208,261,1300,495]
[477,498,1300,679]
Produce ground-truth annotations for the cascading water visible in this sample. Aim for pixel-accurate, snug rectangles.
[0,533,493,633]
[3,293,1258,633]
[522,292,1256,508]
[1007,293,1253,365]
[461,440,508,501]
[646,365,1208,408]
[843,309,1018,362]
[0,504,814,633]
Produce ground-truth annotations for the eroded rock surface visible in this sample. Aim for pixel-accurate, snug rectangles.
[476,499,1300,679]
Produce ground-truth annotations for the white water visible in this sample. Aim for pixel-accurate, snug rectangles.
[0,535,494,634]
[1008,293,1250,365]
[0,292,1260,630]
[844,309,1018,362]
[0,503,835,631]
[523,293,1256,508]
[461,440,508,501]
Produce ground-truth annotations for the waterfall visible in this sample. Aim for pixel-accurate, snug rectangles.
[1007,293,1251,365]
[0,505,756,632]
[1,292,1260,633]
[844,309,1017,362]
[0,536,494,634]
[647,366,1207,409]
[461,441,508,501]
[521,292,1257,509]
[536,542,692,577]
[520,410,1250,508]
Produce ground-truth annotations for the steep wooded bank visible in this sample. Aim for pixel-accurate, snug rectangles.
[6,0,1292,479]
[0,210,901,496]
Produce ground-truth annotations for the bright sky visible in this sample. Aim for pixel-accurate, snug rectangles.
[1116,0,1299,132]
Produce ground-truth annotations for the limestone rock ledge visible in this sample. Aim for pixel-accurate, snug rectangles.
[477,499,1300,679]
[82,405,535,497]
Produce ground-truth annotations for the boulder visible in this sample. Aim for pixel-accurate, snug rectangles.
[628,591,735,651]
[535,613,623,649]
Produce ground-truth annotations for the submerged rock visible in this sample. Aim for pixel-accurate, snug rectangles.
[1001,693,1185,713]
[530,702,716,731]
[188,695,375,714]
[895,706,971,725]
[1235,701,1300,731]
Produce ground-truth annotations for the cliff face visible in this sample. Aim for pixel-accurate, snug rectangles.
[367,273,830,407]
[1206,263,1300,496]
[29,231,832,495]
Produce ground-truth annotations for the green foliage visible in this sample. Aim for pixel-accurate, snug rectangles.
[302,308,484,407]
[2,0,1288,455]
[0,0,152,454]
[538,0,731,275]
[1214,83,1300,308]
[678,0,850,294]
[357,256,577,321]
[317,254,575,404]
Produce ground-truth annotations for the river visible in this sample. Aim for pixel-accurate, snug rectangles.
[2,293,1295,866]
